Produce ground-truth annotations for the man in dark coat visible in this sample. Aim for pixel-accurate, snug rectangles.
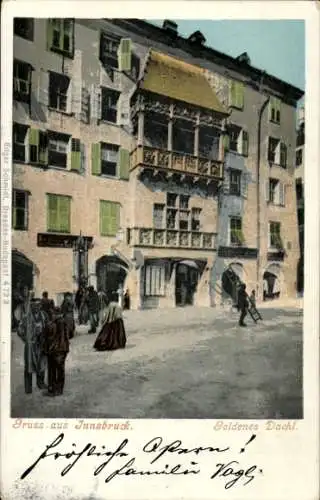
[238,283,249,327]
[43,307,70,396]
[40,291,55,321]
[61,292,75,339]
[87,286,99,334]
[17,296,47,393]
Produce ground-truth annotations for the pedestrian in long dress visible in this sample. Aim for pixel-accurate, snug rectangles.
[43,307,70,397]
[17,295,47,393]
[93,298,127,351]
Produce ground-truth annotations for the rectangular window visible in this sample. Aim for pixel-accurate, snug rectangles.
[269,97,281,124]
[145,114,168,150]
[101,87,120,123]
[29,129,48,165]
[14,18,34,41]
[191,208,201,231]
[13,60,31,102]
[167,193,177,208]
[47,19,74,56]
[47,194,71,233]
[269,178,279,204]
[229,125,241,153]
[48,132,69,168]
[100,200,120,237]
[101,143,119,177]
[49,72,70,112]
[13,123,28,162]
[230,217,244,246]
[179,210,189,231]
[153,204,164,229]
[268,137,279,164]
[198,127,220,159]
[229,169,241,196]
[269,221,283,249]
[99,33,119,65]
[12,190,28,230]
[166,209,177,229]
[230,81,244,109]
[296,149,303,166]
[144,264,165,296]
[172,119,194,155]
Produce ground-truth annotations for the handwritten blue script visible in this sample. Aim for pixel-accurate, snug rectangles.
[20,433,263,490]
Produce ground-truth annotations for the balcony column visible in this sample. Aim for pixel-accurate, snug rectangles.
[137,109,145,146]
[194,112,200,157]
[219,118,228,162]
[168,104,174,151]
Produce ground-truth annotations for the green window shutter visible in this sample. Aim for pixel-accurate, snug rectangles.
[47,19,54,50]
[118,38,132,72]
[118,148,130,180]
[12,197,17,228]
[230,81,236,107]
[29,128,39,146]
[236,82,244,109]
[100,200,111,236]
[242,130,249,156]
[58,196,70,232]
[47,194,59,231]
[71,138,81,171]
[109,202,120,236]
[91,143,101,175]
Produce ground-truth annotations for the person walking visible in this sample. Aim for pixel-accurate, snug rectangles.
[61,292,75,339]
[87,286,99,334]
[249,290,256,309]
[40,291,55,321]
[93,296,127,351]
[17,295,48,394]
[238,283,249,327]
[43,307,70,397]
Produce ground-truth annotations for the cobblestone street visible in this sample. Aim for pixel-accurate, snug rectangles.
[11,304,303,419]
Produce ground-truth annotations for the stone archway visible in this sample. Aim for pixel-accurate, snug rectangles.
[12,250,35,290]
[96,255,129,303]
[263,263,282,301]
[221,262,245,304]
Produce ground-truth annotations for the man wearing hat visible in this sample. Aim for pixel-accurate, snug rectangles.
[17,294,47,394]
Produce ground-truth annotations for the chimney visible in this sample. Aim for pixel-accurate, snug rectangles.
[236,52,251,65]
[188,30,206,45]
[162,20,178,37]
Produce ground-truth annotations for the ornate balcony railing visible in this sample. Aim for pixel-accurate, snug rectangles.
[127,227,216,250]
[130,145,223,180]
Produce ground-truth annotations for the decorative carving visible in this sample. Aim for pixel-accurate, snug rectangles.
[143,148,157,165]
[166,231,178,246]
[139,229,152,245]
[154,230,165,246]
[204,70,230,108]
[174,105,198,121]
[203,233,214,248]
[179,232,189,247]
[191,233,201,248]
[158,151,170,168]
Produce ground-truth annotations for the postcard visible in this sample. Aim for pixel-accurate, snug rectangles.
[1,1,319,499]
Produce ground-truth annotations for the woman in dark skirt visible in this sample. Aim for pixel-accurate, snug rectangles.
[93,299,126,351]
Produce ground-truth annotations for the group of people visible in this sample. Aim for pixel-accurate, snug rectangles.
[13,284,127,397]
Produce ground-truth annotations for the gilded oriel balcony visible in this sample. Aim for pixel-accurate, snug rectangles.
[127,227,216,250]
[130,145,223,181]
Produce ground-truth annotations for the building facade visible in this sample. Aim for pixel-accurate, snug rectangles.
[12,18,304,308]
[295,107,305,295]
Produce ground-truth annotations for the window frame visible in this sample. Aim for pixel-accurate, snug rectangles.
[229,168,241,196]
[100,143,119,178]
[12,189,29,231]
[269,97,281,125]
[48,71,70,113]
[48,18,75,57]
[46,193,71,234]
[14,18,34,41]
[144,263,166,297]
[229,216,244,247]
[13,59,31,103]
[48,132,70,169]
[269,221,283,250]
[13,123,29,163]
[100,87,120,123]
[99,200,120,237]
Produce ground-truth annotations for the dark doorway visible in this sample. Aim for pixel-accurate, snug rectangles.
[221,268,242,304]
[96,256,128,303]
[175,263,198,306]
[263,271,280,300]
[12,250,34,290]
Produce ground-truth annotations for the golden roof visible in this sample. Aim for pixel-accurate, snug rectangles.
[140,50,227,114]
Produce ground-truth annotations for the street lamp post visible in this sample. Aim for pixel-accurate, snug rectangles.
[73,232,88,288]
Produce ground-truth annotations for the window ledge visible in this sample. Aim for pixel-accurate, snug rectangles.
[12,228,28,232]
[268,161,287,169]
[48,108,74,117]
[47,230,71,235]
[99,119,120,127]
[48,47,74,59]
[230,105,244,111]
[269,119,281,125]
[228,150,248,158]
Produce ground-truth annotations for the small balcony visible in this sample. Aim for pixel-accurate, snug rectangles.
[127,227,216,250]
[130,145,223,182]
